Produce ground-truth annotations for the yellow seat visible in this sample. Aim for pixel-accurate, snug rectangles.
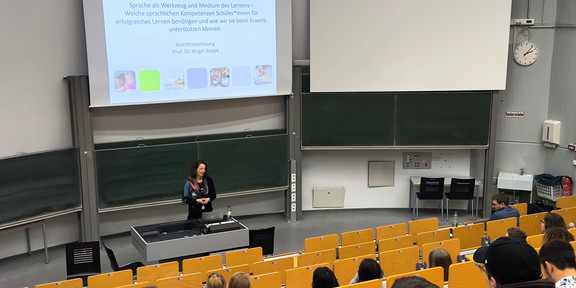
[409,218,438,236]
[570,228,576,239]
[376,223,408,241]
[339,241,376,260]
[379,245,420,277]
[486,217,517,240]
[251,271,282,288]
[448,261,489,288]
[225,247,263,274]
[253,256,295,284]
[35,278,83,288]
[297,248,337,267]
[304,234,339,253]
[206,264,250,283]
[156,272,202,288]
[378,235,416,253]
[334,254,377,285]
[342,228,375,246]
[385,266,444,288]
[285,262,329,288]
[509,203,528,216]
[452,223,485,250]
[519,212,547,236]
[340,278,382,288]
[182,254,223,281]
[136,261,180,286]
[416,229,450,250]
[526,234,544,249]
[552,207,576,227]
[557,195,576,209]
[114,283,151,288]
[421,238,461,265]
[87,269,133,288]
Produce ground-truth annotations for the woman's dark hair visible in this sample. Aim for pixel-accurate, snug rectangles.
[312,266,339,288]
[543,227,575,244]
[543,212,567,230]
[357,258,383,282]
[428,248,452,281]
[190,160,209,178]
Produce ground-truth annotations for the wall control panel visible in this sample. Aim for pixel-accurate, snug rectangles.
[403,152,432,169]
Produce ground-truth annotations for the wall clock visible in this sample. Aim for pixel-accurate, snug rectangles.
[513,42,539,66]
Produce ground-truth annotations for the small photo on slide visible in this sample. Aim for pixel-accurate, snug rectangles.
[254,65,273,85]
[164,69,186,90]
[210,67,230,88]
[113,70,137,92]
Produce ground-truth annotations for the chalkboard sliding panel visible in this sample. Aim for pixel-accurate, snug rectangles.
[0,148,81,229]
[395,92,491,147]
[96,134,288,211]
[199,134,289,194]
[302,93,395,147]
[96,142,199,210]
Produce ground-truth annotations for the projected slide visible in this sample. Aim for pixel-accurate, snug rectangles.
[101,0,277,105]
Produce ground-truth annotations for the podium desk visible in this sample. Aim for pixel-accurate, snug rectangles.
[410,176,482,219]
[131,218,249,262]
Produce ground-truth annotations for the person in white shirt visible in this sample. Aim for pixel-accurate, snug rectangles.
[539,240,576,288]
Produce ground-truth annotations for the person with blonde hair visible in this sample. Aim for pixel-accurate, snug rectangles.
[206,273,226,288]
[229,272,252,288]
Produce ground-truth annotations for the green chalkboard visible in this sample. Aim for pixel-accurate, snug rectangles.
[95,133,288,209]
[0,148,81,226]
[96,143,199,208]
[395,92,491,146]
[302,93,395,146]
[199,135,289,193]
[301,92,491,147]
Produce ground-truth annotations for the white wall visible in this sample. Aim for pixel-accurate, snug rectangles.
[302,150,472,210]
[0,0,87,158]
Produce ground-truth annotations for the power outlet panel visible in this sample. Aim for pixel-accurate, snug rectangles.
[403,152,432,169]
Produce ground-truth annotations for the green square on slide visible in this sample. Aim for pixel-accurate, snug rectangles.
[139,70,161,91]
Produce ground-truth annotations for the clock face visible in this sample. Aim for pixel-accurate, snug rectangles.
[514,42,539,66]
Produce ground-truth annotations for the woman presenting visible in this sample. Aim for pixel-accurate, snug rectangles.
[183,160,216,220]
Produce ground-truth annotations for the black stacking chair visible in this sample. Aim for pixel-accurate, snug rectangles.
[445,178,476,220]
[65,241,101,286]
[248,227,275,256]
[415,177,445,220]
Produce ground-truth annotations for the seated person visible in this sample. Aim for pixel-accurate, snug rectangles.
[473,236,554,287]
[349,258,384,284]
[539,239,576,287]
[229,272,252,288]
[506,227,527,240]
[312,266,339,288]
[489,193,520,222]
[428,248,452,281]
[391,276,440,288]
[541,212,568,233]
[206,273,226,288]
[543,227,575,244]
